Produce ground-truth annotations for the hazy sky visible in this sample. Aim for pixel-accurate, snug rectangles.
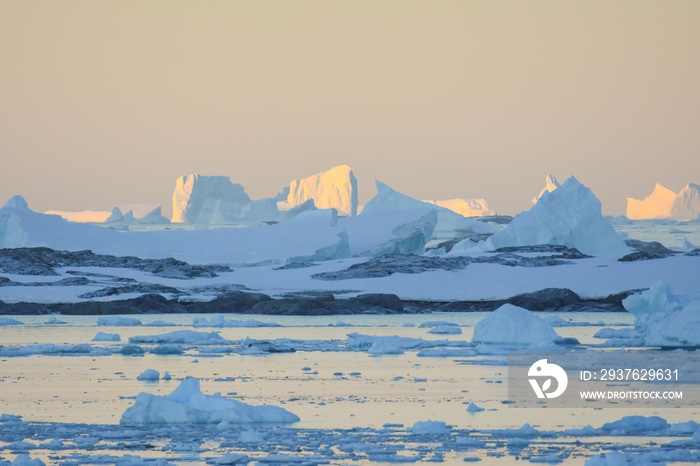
[1,1,698,217]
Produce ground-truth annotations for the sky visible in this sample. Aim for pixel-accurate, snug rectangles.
[1,1,699,217]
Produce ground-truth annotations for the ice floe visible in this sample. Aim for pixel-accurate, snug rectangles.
[120,377,300,425]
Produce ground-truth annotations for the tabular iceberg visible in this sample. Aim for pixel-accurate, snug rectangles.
[120,377,300,424]
[172,174,251,223]
[286,165,358,216]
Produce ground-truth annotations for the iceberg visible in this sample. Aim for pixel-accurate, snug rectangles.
[120,377,300,424]
[286,165,358,216]
[627,183,700,221]
[136,369,160,381]
[532,175,561,204]
[464,177,629,256]
[423,198,495,217]
[623,282,700,347]
[92,332,121,342]
[362,181,494,243]
[171,174,251,223]
[136,206,170,225]
[472,304,560,346]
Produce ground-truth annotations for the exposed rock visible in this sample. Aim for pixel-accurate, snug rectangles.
[507,288,582,311]
[0,247,230,278]
[79,284,182,299]
[313,248,585,281]
[58,294,187,315]
[620,239,679,262]
[353,293,403,312]
[186,291,272,314]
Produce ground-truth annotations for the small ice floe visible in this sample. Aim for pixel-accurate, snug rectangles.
[237,338,296,355]
[136,369,160,382]
[0,317,22,326]
[120,377,300,424]
[192,315,282,328]
[7,455,45,466]
[129,330,229,345]
[92,332,121,342]
[410,420,451,435]
[97,316,142,326]
[44,316,66,325]
[419,321,459,328]
[428,325,462,335]
[466,402,485,413]
[472,304,560,348]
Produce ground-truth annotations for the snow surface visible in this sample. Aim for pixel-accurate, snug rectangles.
[287,165,358,216]
[455,176,629,256]
[627,183,700,221]
[120,377,300,424]
[472,304,560,346]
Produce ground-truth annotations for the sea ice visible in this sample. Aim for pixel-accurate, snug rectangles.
[120,377,300,424]
[0,317,22,326]
[97,316,142,326]
[192,316,282,328]
[466,402,485,413]
[92,332,121,342]
[427,325,462,335]
[472,304,559,347]
[129,330,229,345]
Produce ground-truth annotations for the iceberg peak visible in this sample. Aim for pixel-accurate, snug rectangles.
[532,175,561,204]
[484,176,629,256]
[626,182,700,220]
[287,165,358,216]
[3,195,29,210]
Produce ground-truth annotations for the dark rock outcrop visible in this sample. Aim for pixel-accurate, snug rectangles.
[0,247,231,278]
[620,240,678,262]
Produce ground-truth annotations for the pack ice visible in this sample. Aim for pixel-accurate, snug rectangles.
[120,377,300,424]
